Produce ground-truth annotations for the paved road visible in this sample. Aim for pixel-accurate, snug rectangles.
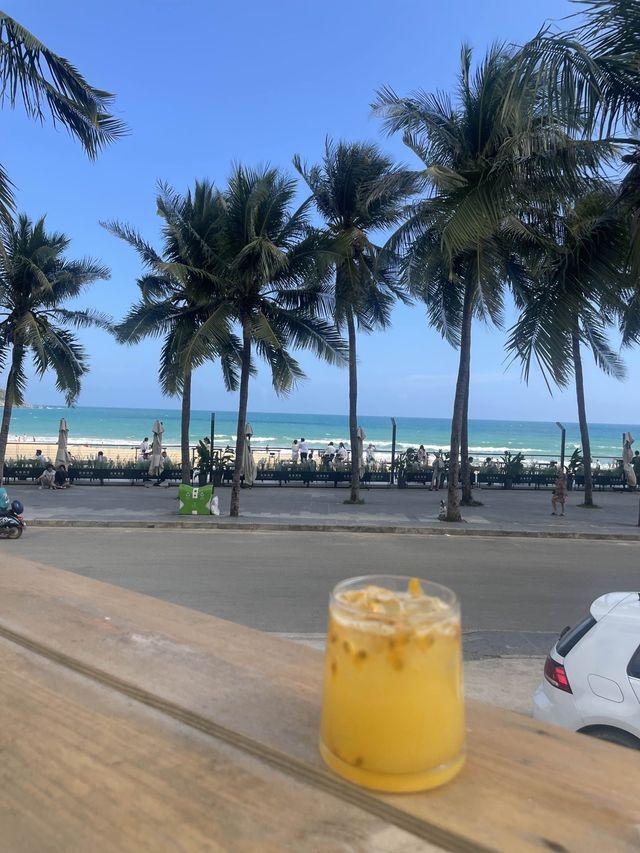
[12,528,639,637]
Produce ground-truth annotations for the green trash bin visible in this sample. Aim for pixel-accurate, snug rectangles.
[178,484,215,515]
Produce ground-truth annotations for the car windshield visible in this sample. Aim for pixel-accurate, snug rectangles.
[556,615,597,658]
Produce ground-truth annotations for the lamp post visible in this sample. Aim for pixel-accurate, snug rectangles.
[556,421,566,470]
[390,418,397,486]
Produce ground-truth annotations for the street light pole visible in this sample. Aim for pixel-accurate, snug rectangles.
[390,418,397,486]
[556,422,566,470]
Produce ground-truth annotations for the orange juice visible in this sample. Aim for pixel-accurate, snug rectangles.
[319,575,464,792]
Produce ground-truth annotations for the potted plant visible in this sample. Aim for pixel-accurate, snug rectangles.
[501,450,524,489]
[566,447,582,491]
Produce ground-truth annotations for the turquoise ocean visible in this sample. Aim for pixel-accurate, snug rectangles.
[6,405,638,462]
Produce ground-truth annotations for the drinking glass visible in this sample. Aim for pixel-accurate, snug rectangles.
[319,574,465,792]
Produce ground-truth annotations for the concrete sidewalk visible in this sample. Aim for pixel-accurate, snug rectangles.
[12,479,640,539]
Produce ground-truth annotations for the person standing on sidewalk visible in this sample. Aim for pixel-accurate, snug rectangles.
[551,468,568,516]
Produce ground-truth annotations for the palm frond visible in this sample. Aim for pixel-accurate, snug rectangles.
[0,12,126,156]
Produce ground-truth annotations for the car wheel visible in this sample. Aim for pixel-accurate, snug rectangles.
[581,726,640,750]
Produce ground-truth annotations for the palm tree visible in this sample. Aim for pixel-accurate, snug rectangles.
[512,0,640,139]
[0,12,125,221]
[294,140,419,503]
[375,44,609,520]
[0,213,109,480]
[183,165,347,517]
[105,181,242,485]
[512,0,640,264]
[507,191,631,507]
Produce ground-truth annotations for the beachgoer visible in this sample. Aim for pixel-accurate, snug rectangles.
[38,464,56,489]
[139,437,150,460]
[431,452,444,491]
[291,439,299,463]
[299,438,309,462]
[468,456,476,487]
[54,464,69,489]
[323,442,336,467]
[551,468,568,516]
[94,450,110,485]
[335,442,348,463]
[365,443,376,465]
[34,448,50,466]
[417,445,426,466]
[633,451,640,480]
[154,450,173,485]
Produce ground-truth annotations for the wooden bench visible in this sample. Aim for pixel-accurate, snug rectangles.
[0,555,638,851]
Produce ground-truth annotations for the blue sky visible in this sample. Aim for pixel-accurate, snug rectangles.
[3,0,635,423]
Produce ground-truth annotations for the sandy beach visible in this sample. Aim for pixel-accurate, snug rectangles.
[4,439,288,466]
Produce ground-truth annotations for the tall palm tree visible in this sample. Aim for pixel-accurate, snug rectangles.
[294,140,419,503]
[184,165,347,517]
[0,213,109,480]
[375,44,608,520]
[105,181,242,485]
[0,12,125,221]
[507,191,630,507]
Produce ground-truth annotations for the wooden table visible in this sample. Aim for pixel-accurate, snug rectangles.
[0,555,638,852]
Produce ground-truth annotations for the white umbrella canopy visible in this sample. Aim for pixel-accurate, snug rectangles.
[54,418,70,467]
[149,420,165,475]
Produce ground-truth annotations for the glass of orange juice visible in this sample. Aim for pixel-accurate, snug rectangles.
[319,574,464,792]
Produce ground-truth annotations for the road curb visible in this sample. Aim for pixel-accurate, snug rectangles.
[26,517,640,541]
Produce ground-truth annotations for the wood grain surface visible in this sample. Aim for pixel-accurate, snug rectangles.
[0,554,638,852]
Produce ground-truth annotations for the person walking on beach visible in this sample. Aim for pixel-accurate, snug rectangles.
[34,448,50,467]
[366,443,376,465]
[291,439,299,463]
[299,438,309,462]
[139,437,150,460]
[335,442,348,463]
[551,468,568,516]
[417,445,427,466]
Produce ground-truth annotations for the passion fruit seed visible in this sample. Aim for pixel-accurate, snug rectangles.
[408,577,424,598]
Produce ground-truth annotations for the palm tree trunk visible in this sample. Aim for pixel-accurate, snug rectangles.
[446,282,473,522]
[460,375,472,504]
[230,320,252,517]
[181,368,192,486]
[345,311,362,504]
[572,330,594,507]
[0,347,20,487]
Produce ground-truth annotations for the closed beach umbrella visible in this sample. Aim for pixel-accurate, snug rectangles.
[149,420,165,476]
[623,432,636,487]
[54,418,70,467]
[356,425,366,477]
[242,422,256,486]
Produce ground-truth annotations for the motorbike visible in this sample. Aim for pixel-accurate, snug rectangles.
[0,500,25,539]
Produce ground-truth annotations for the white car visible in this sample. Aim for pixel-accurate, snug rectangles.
[533,591,640,749]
